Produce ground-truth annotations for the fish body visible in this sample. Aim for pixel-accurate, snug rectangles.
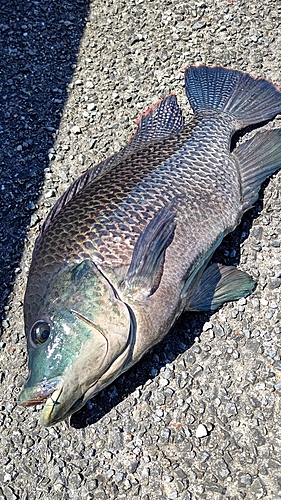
[19,65,281,426]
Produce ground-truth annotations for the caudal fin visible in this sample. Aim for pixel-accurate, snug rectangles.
[185,65,281,127]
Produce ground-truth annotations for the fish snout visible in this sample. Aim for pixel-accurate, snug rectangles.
[18,377,60,408]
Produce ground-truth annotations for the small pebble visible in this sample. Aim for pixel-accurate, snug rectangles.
[71,125,81,134]
[196,424,208,438]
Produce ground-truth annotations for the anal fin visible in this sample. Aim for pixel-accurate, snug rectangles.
[234,129,281,212]
[186,263,255,312]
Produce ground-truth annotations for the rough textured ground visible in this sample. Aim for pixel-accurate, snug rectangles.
[0,1,281,499]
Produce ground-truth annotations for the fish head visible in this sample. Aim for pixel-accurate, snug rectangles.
[19,259,133,426]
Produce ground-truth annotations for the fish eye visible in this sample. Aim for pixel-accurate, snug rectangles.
[30,321,51,345]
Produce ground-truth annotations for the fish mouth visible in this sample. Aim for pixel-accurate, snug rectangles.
[19,378,65,427]
[39,385,64,426]
[18,376,68,426]
[20,394,52,407]
[18,377,61,409]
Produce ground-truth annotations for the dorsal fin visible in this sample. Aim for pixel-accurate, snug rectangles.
[128,94,184,149]
[39,160,112,234]
[39,95,184,235]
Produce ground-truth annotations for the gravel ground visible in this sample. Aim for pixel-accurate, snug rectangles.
[1,1,281,499]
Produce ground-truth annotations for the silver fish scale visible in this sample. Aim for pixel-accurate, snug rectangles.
[31,113,240,288]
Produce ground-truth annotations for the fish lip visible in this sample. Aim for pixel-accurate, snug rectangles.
[18,377,60,408]
[39,384,64,427]
[19,394,52,407]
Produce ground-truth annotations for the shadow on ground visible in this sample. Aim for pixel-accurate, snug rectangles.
[0,0,90,333]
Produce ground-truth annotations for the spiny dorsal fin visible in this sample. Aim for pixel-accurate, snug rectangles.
[40,159,112,234]
[129,94,184,148]
[40,95,184,235]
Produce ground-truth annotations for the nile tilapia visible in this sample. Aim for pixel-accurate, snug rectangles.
[19,65,281,426]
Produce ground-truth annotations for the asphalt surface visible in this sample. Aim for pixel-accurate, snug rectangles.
[0,1,281,499]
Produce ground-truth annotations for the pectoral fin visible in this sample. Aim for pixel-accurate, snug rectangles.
[186,263,256,311]
[123,200,177,298]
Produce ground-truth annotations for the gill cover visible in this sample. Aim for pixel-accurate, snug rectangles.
[19,260,133,426]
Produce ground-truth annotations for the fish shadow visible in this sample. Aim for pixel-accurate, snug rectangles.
[71,171,269,429]
[0,1,90,335]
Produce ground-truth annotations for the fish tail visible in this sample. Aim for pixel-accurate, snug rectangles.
[185,65,281,127]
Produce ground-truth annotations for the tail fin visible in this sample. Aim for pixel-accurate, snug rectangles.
[185,65,281,127]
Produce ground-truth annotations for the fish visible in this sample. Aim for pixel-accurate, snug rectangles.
[19,65,281,427]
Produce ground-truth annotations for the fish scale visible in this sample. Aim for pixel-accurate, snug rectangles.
[19,65,281,426]
[32,114,236,274]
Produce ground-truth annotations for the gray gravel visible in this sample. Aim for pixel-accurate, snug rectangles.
[1,0,281,499]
